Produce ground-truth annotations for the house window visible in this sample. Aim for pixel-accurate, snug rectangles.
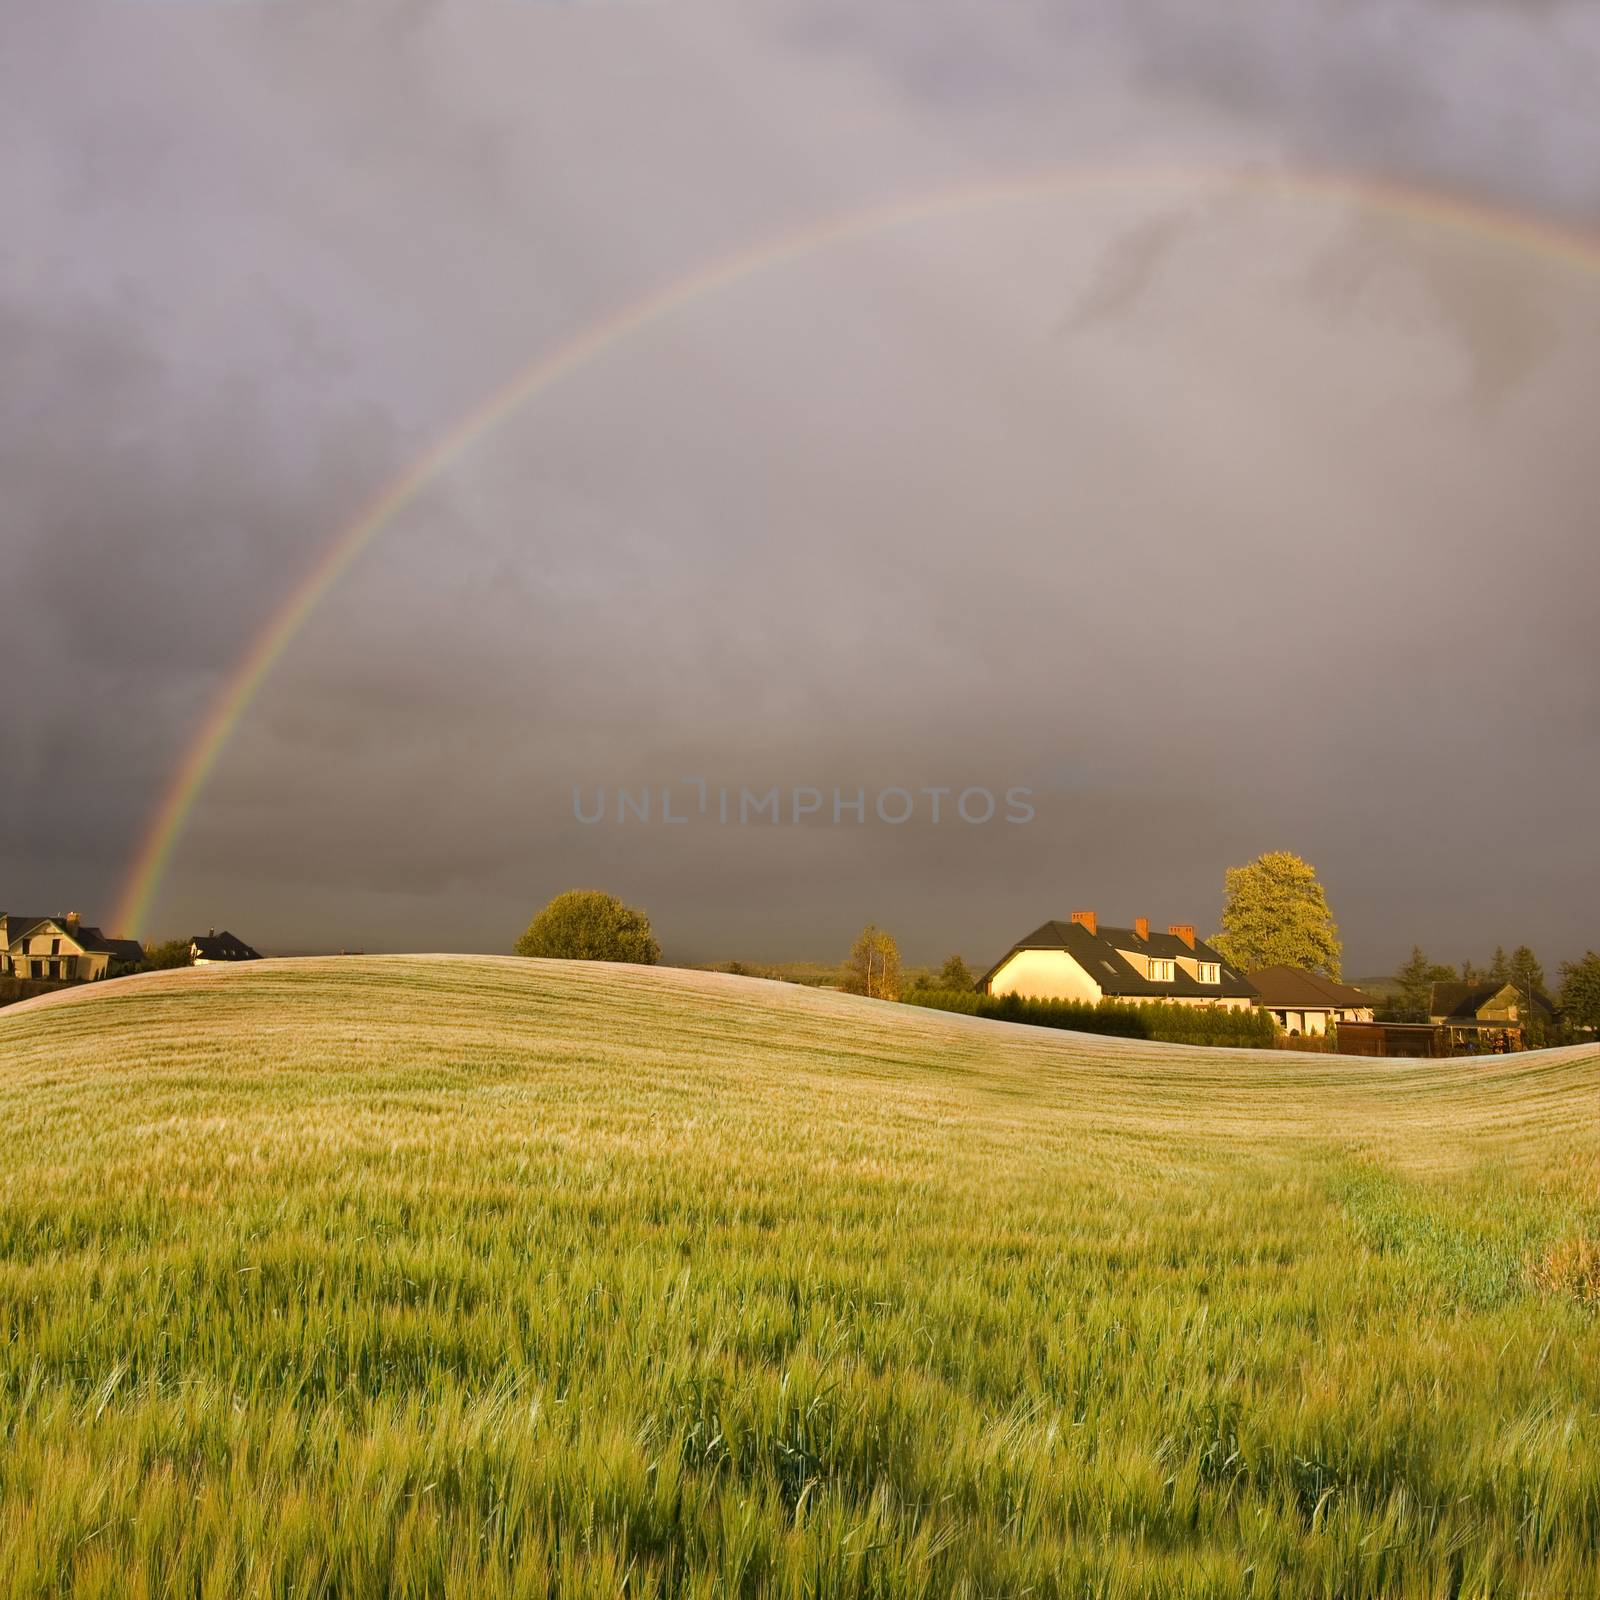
[1197,962,1220,983]
[1148,958,1175,981]
[51,938,61,956]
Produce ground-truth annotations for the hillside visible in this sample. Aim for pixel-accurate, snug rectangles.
[2,957,1598,1598]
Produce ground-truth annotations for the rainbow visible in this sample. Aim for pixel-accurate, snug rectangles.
[112,163,1600,937]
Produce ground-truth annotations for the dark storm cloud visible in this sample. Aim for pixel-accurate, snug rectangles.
[0,286,401,902]
[3,0,1598,974]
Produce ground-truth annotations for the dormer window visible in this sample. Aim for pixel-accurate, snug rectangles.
[1148,958,1175,982]
[1197,962,1220,983]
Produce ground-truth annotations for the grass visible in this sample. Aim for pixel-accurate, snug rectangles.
[1,956,1598,1598]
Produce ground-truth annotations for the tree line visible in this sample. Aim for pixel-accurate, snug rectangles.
[1388,942,1600,1040]
[507,876,1600,1040]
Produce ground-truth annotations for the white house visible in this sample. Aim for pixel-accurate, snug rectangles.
[189,930,262,965]
[978,910,1257,1009]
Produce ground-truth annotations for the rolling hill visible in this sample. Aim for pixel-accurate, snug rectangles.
[2,957,1598,1598]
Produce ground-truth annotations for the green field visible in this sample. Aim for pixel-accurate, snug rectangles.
[2,957,1598,1598]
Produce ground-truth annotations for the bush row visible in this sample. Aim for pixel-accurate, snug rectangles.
[902,988,1278,1048]
[0,976,85,1011]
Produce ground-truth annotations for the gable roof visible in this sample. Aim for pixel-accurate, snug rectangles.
[979,918,1256,1000]
[1,915,54,949]
[1430,980,1555,1023]
[2,916,142,962]
[190,931,262,962]
[84,932,145,964]
[1247,965,1375,1011]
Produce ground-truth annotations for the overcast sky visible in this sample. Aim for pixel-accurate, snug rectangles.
[3,0,1598,974]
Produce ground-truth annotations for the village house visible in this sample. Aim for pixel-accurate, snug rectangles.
[0,912,143,983]
[189,930,262,965]
[1429,980,1556,1051]
[1247,966,1377,1036]
[978,911,1257,1008]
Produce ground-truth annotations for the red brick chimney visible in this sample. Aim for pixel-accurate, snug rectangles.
[1070,909,1098,936]
[1168,923,1196,949]
[1133,916,1149,941]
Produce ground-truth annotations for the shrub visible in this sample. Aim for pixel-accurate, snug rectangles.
[0,976,84,1010]
[141,938,192,971]
[903,989,1278,1048]
[515,891,661,964]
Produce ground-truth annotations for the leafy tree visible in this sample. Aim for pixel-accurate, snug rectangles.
[844,925,902,1001]
[515,890,660,965]
[1558,953,1600,1035]
[1460,959,1480,982]
[1212,852,1342,979]
[141,938,192,971]
[935,954,975,992]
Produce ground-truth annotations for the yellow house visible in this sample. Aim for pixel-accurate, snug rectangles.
[978,910,1257,1009]
[0,913,142,983]
[1429,980,1555,1050]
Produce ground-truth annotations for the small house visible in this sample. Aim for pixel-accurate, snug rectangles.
[1247,966,1376,1037]
[1429,981,1555,1050]
[189,930,263,965]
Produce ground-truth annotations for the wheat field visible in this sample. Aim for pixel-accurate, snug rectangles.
[1,956,1598,1598]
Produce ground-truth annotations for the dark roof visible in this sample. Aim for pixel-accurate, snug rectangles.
[1430,980,1555,1023]
[191,931,262,961]
[979,918,1257,1000]
[1247,965,1375,1010]
[1,915,53,946]
[3,916,142,962]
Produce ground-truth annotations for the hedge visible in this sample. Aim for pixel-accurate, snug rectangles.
[902,988,1277,1048]
[0,976,85,1011]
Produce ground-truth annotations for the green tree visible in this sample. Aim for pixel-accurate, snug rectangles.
[1558,952,1600,1035]
[1212,851,1342,979]
[1391,945,1458,1022]
[935,954,975,992]
[844,925,902,1001]
[1507,945,1545,1001]
[141,938,191,971]
[1503,946,1552,1046]
[515,890,660,964]
[1488,946,1510,984]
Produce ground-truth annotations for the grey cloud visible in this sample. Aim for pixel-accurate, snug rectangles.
[1302,213,1570,408]
[1060,210,1197,332]
[768,0,1600,222]
[3,0,1598,976]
